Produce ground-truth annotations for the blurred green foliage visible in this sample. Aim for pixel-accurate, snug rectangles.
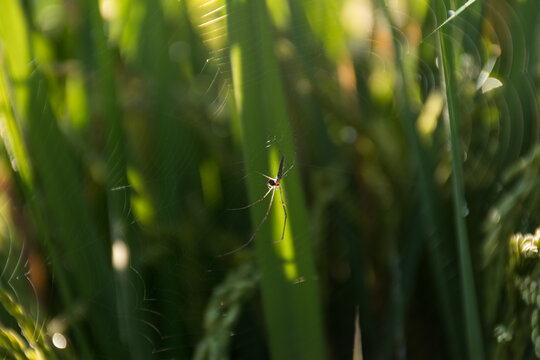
[0,0,539,359]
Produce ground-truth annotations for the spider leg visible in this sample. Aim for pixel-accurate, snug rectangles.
[281,182,289,206]
[254,171,275,181]
[281,156,295,178]
[219,189,276,257]
[227,187,273,210]
[275,186,287,243]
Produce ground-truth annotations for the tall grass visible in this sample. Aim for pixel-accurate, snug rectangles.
[434,0,484,358]
[0,0,538,359]
[225,0,325,358]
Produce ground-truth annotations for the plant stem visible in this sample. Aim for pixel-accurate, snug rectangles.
[436,0,484,357]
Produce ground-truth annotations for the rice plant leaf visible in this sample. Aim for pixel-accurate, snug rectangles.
[225,0,326,359]
[425,0,477,39]
[435,0,485,358]
[476,54,503,93]
[0,0,122,357]
[374,0,463,357]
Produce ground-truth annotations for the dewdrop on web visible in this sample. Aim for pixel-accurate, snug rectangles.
[48,318,68,350]
[52,332,67,349]
[112,239,130,271]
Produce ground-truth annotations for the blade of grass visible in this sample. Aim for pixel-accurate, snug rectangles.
[112,1,197,356]
[225,0,326,359]
[113,0,189,226]
[435,0,484,358]
[286,0,337,165]
[374,1,463,358]
[0,1,122,357]
[424,0,478,40]
[0,3,93,358]
[79,0,148,357]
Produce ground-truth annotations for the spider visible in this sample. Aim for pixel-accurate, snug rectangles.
[220,154,294,256]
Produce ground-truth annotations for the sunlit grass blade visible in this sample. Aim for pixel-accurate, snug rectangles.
[424,0,478,40]
[0,2,95,357]
[0,0,121,357]
[225,0,325,359]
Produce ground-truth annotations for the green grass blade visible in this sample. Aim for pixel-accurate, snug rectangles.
[425,0,478,40]
[226,0,326,359]
[0,2,94,357]
[79,0,152,356]
[374,2,463,358]
[435,0,484,358]
[0,1,120,357]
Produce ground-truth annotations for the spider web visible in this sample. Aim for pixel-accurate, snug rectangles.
[0,0,538,359]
